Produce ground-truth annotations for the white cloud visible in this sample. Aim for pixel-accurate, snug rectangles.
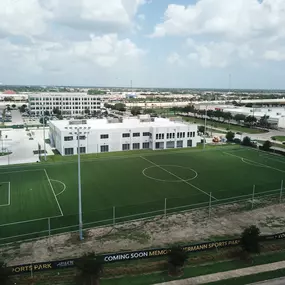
[167,52,185,66]
[264,50,285,61]
[0,0,51,37]
[151,0,285,41]
[43,0,146,33]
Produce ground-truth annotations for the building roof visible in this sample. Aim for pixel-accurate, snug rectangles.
[50,117,190,131]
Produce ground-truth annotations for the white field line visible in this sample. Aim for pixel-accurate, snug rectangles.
[50,179,67,196]
[44,169,64,216]
[260,154,285,165]
[0,169,45,175]
[224,152,285,174]
[8,182,10,206]
[0,182,10,207]
[140,156,217,201]
[0,214,63,228]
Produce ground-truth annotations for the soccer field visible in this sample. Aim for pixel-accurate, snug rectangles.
[0,146,285,244]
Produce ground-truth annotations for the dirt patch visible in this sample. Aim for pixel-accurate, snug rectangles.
[2,201,285,266]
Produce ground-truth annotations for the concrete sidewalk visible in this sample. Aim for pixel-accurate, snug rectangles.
[154,261,285,285]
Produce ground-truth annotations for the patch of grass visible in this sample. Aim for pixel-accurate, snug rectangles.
[182,116,267,134]
[101,251,285,284]
[205,268,285,285]
[272,136,285,142]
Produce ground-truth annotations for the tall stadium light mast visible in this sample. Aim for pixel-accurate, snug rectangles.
[71,125,91,241]
[203,105,208,149]
[41,103,47,161]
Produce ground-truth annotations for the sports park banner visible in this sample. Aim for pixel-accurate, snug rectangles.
[9,231,285,275]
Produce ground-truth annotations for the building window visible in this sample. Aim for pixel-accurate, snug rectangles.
[100,134,109,139]
[142,142,150,149]
[79,147,86,154]
[156,134,159,140]
[177,141,183,148]
[193,132,196,137]
[64,136,73,141]
[187,132,190,138]
[122,143,130,151]
[100,145,109,152]
[122,133,130,138]
[183,132,185,138]
[133,132,140,137]
[187,140,192,147]
[143,132,150,136]
[64,148,74,155]
[79,136,86,140]
[133,143,140,150]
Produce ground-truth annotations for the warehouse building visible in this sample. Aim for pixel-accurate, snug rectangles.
[49,115,199,155]
[28,93,104,116]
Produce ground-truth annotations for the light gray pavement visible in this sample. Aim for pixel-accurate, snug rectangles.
[0,127,53,165]
[249,277,285,285]
[154,261,285,285]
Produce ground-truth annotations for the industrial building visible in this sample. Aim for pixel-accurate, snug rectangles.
[28,93,104,116]
[49,115,199,156]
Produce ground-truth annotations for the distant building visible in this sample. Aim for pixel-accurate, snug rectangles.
[49,115,199,155]
[28,93,105,116]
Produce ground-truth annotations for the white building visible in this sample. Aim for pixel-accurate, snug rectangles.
[49,115,199,156]
[28,93,105,116]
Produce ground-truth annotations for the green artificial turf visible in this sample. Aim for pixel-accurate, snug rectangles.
[0,146,284,244]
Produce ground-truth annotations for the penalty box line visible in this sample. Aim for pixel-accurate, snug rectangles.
[224,152,285,174]
[140,156,218,201]
[0,182,10,207]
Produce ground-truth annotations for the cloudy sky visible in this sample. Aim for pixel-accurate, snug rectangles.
[1,0,285,89]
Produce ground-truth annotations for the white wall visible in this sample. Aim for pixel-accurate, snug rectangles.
[50,121,199,155]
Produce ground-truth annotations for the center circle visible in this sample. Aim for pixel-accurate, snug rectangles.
[142,165,198,183]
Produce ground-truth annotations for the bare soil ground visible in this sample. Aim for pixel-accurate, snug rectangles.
[2,201,285,266]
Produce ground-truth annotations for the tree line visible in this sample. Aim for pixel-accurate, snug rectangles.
[172,105,271,128]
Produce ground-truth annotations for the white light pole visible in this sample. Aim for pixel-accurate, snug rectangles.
[72,125,90,241]
[203,106,208,149]
[41,103,47,161]
[76,127,83,241]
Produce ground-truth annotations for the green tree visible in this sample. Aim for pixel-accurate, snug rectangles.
[0,261,12,285]
[85,108,90,115]
[75,252,103,285]
[168,246,188,277]
[213,110,224,121]
[131,106,142,116]
[53,107,61,116]
[39,117,48,125]
[262,140,272,151]
[241,225,261,255]
[198,126,205,134]
[226,131,235,142]
[242,136,253,147]
[234,114,246,124]
[11,104,16,109]
[143,108,153,114]
[19,104,27,113]
[223,112,233,123]
[114,103,126,112]
[244,115,257,127]
[183,104,195,113]
[44,110,50,116]
[259,115,270,128]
